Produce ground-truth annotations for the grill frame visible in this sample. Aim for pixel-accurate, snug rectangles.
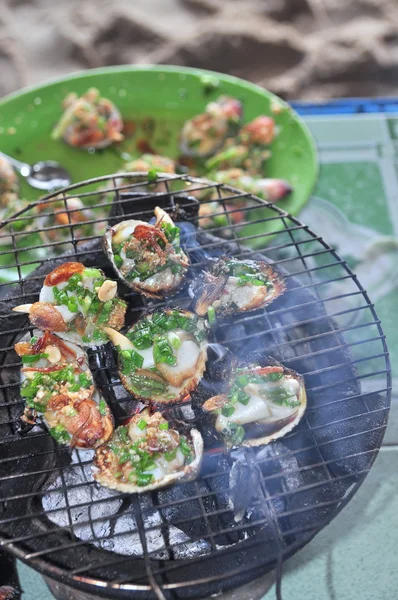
[0,173,391,600]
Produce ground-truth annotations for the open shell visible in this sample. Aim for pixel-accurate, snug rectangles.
[13,262,127,348]
[103,207,190,299]
[52,87,123,150]
[190,257,286,317]
[203,359,307,448]
[15,331,114,448]
[179,95,242,158]
[105,308,208,405]
[93,409,203,493]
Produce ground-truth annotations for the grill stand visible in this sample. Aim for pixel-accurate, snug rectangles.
[43,571,275,600]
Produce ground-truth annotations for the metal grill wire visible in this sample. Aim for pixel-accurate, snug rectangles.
[0,173,391,599]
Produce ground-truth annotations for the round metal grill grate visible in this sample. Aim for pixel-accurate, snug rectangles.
[0,173,391,600]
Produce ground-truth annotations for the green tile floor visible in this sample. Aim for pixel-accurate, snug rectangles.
[16,112,398,599]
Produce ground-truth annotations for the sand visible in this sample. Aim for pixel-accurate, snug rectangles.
[1,0,398,100]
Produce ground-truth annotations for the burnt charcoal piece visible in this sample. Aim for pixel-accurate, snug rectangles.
[157,453,251,546]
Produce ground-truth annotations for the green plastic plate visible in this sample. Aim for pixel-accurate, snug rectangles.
[0,65,318,276]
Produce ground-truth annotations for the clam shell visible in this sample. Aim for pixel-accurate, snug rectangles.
[20,263,127,348]
[92,427,203,494]
[191,258,286,317]
[103,217,189,299]
[16,331,114,448]
[203,360,307,448]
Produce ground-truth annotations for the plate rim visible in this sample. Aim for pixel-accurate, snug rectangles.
[0,64,319,194]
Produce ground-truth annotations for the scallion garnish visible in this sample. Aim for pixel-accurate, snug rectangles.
[21,352,48,364]
[98,399,107,416]
[207,306,216,325]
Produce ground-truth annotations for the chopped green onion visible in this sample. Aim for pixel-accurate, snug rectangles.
[236,375,249,387]
[114,254,123,268]
[49,424,70,445]
[136,472,154,486]
[237,391,250,405]
[207,306,216,325]
[120,348,144,374]
[67,297,78,313]
[179,436,192,458]
[221,404,235,417]
[83,268,102,279]
[66,273,83,291]
[79,372,93,388]
[21,385,38,399]
[98,399,108,416]
[159,422,169,431]
[164,448,177,461]
[30,336,38,345]
[168,332,182,350]
[96,300,114,324]
[230,424,245,446]
[137,419,147,430]
[118,426,129,444]
[21,353,48,364]
[152,312,167,328]
[93,328,105,341]
[147,168,158,183]
[265,372,284,382]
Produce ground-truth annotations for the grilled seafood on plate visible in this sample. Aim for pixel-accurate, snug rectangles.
[13,262,127,347]
[104,206,190,299]
[105,308,208,405]
[93,408,203,493]
[0,155,19,207]
[204,115,276,175]
[52,87,123,149]
[35,195,107,251]
[203,361,306,448]
[15,332,113,448]
[213,169,293,203]
[180,95,242,158]
[122,153,176,175]
[191,257,286,318]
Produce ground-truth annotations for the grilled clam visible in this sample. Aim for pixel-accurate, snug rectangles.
[12,262,127,347]
[190,257,286,318]
[15,331,113,448]
[93,409,203,493]
[203,361,306,448]
[105,308,208,405]
[52,87,123,150]
[180,95,242,158]
[103,206,190,299]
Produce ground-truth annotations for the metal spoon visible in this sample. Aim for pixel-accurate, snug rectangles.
[0,150,71,191]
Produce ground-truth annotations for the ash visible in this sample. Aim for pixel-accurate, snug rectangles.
[229,443,302,522]
[42,450,211,559]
